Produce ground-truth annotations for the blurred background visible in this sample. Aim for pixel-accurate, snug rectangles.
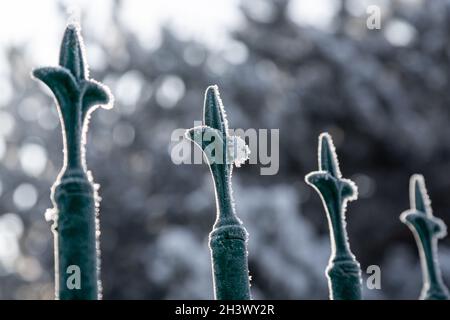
[0,0,450,299]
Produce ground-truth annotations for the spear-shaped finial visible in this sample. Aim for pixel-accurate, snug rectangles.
[32,24,112,300]
[400,175,449,300]
[305,133,362,300]
[185,85,251,300]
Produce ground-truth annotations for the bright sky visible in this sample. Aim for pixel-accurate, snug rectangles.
[0,0,346,68]
[0,0,244,67]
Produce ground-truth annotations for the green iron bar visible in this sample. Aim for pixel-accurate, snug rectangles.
[305,133,362,300]
[32,24,113,299]
[400,175,449,300]
[185,85,251,300]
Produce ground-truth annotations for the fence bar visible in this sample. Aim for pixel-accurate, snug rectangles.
[32,24,113,299]
[305,133,362,300]
[186,85,251,300]
[400,175,449,300]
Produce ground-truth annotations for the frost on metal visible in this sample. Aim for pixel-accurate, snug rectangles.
[185,85,251,300]
[227,135,250,168]
[32,23,112,300]
[400,174,449,300]
[305,133,362,300]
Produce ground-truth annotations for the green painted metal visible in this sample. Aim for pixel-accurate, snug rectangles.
[32,24,113,300]
[185,85,251,300]
[400,174,449,300]
[305,133,362,300]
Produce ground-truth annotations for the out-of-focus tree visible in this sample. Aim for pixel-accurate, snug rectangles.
[0,0,449,299]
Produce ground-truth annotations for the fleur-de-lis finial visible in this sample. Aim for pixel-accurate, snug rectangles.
[185,85,251,300]
[400,175,449,300]
[32,23,112,300]
[33,23,112,174]
[186,85,250,228]
[305,133,362,300]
